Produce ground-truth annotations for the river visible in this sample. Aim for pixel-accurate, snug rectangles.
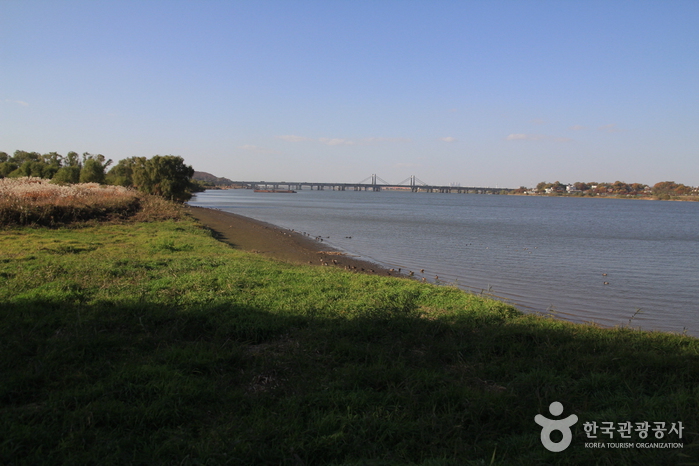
[189,189,699,336]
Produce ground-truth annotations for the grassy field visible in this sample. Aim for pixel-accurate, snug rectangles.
[1,201,698,464]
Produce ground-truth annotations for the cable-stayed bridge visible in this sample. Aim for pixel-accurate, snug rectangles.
[230,175,513,194]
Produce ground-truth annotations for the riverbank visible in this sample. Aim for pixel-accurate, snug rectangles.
[1,209,697,464]
[187,205,395,276]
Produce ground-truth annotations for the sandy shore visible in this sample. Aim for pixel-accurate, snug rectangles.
[186,206,395,276]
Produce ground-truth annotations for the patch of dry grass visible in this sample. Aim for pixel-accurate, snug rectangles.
[131,194,185,222]
[0,177,176,226]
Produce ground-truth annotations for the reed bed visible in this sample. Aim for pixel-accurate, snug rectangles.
[0,177,141,226]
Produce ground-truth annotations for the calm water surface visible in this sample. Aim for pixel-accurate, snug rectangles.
[189,190,699,336]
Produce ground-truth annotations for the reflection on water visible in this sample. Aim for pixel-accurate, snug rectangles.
[190,190,699,336]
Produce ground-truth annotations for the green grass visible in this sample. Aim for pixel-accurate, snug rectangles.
[1,215,698,465]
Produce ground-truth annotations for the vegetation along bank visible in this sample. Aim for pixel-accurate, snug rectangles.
[0,180,697,465]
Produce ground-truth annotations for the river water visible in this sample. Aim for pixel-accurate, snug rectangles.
[189,189,699,336]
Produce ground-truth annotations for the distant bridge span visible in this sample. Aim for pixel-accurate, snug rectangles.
[228,175,514,194]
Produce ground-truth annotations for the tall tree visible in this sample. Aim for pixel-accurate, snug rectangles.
[12,150,41,164]
[65,151,81,168]
[79,153,112,183]
[105,157,137,187]
[131,155,195,202]
[51,166,81,184]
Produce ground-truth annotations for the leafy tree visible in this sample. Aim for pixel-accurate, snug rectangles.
[79,153,112,183]
[50,151,81,183]
[629,183,647,195]
[28,161,47,177]
[42,152,61,164]
[131,155,195,202]
[592,183,611,194]
[12,150,41,164]
[65,151,81,168]
[549,181,567,193]
[653,181,691,197]
[611,181,630,194]
[51,166,81,184]
[0,152,8,163]
[105,157,137,187]
[0,162,18,177]
[535,181,550,193]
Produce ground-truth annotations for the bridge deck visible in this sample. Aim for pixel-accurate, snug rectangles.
[229,181,512,194]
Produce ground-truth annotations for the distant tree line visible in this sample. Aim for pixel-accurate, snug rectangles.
[531,180,695,199]
[0,150,197,202]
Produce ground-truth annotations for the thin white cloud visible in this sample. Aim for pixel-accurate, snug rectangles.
[238,144,282,155]
[277,135,410,146]
[361,137,411,144]
[598,123,623,133]
[319,138,355,146]
[440,137,457,143]
[276,135,313,142]
[506,134,545,141]
[505,134,571,142]
[569,125,586,131]
[4,99,29,106]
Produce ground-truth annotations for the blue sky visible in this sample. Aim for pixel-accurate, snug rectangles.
[2,0,698,188]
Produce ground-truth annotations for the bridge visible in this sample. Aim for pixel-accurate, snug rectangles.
[230,175,513,194]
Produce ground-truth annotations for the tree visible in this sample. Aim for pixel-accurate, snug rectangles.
[51,166,81,184]
[549,181,567,194]
[536,181,550,193]
[573,182,590,192]
[105,157,137,187]
[131,155,195,202]
[611,181,630,194]
[65,151,81,168]
[653,181,691,197]
[12,150,41,164]
[629,183,647,195]
[0,161,18,177]
[79,153,112,183]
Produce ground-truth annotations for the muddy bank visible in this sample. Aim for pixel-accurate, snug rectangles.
[186,206,397,276]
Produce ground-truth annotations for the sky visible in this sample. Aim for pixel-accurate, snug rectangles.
[2,0,698,188]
